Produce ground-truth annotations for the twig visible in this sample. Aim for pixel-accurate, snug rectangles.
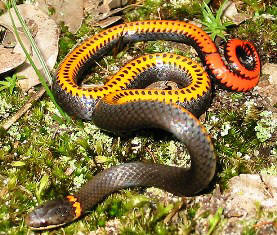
[145,146,158,163]
[1,87,45,130]
[164,198,186,223]
[254,221,276,229]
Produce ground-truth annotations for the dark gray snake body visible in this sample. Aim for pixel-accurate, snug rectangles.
[26,100,216,230]
[26,20,260,230]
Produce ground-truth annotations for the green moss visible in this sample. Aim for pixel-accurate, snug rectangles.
[206,94,276,189]
[242,0,266,13]
[57,19,99,63]
[58,34,76,62]
[267,5,277,16]
[47,5,56,16]
[124,0,202,21]
[261,164,277,175]
[124,0,164,21]
[0,90,28,122]
[254,111,277,143]
[207,208,223,235]
[242,226,256,235]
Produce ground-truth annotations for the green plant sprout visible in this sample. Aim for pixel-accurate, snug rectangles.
[207,207,223,235]
[201,0,235,40]
[0,74,25,94]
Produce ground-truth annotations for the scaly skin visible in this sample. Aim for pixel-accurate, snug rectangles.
[26,20,260,230]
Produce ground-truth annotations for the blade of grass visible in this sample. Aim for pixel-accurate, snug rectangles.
[7,0,71,122]
[215,0,228,22]
[10,0,53,85]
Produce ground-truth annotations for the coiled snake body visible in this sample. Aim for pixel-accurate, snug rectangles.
[26,20,260,230]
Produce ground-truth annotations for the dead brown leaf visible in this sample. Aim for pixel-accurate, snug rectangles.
[225,174,277,216]
[0,1,5,13]
[256,63,277,108]
[145,81,179,90]
[263,63,277,86]
[95,16,122,28]
[84,0,130,27]
[223,1,252,25]
[0,4,59,91]
[84,0,127,16]
[0,47,25,74]
[36,0,83,34]
[0,23,26,75]
[1,26,17,48]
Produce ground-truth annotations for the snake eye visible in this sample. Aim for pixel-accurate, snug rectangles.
[26,199,76,230]
[56,205,71,217]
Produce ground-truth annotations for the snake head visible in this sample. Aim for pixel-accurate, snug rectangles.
[25,197,80,230]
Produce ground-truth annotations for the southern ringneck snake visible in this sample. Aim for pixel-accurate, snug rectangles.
[26,20,260,230]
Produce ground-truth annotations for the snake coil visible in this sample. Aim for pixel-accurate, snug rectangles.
[26,20,260,230]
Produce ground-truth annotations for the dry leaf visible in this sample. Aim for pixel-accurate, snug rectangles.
[85,0,127,15]
[36,0,83,34]
[257,63,277,107]
[96,16,122,28]
[1,26,17,48]
[223,1,251,25]
[0,1,5,12]
[105,0,128,10]
[0,24,26,75]
[84,0,129,27]
[263,63,277,86]
[0,47,25,74]
[0,4,59,91]
[145,81,179,90]
[98,0,128,14]
[225,174,277,216]
[84,0,101,15]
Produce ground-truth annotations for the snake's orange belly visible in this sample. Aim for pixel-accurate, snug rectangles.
[26,20,260,230]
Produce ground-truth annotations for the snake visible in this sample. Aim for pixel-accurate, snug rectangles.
[25,20,260,230]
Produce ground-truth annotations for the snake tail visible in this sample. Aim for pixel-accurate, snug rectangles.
[53,20,260,120]
[25,20,260,230]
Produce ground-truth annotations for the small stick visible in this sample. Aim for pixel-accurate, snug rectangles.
[1,86,45,130]
[164,198,186,223]
[254,221,276,229]
[145,146,158,163]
